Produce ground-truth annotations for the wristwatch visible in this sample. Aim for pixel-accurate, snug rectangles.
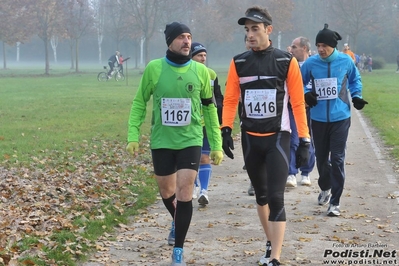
[300,137,311,143]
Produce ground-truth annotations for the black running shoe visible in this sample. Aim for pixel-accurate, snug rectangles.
[267,259,281,266]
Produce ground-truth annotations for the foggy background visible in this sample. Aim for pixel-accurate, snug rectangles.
[1,0,398,73]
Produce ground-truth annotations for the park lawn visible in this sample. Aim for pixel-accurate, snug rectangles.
[0,68,159,266]
[0,64,398,265]
[0,70,149,162]
[361,65,399,159]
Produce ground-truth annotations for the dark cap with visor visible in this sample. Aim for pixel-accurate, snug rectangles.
[238,10,272,25]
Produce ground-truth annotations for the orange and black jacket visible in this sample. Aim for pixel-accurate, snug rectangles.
[222,45,310,139]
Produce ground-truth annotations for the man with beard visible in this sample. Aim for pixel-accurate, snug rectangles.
[126,22,223,266]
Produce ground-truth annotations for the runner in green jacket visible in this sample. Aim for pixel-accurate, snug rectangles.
[190,42,224,205]
[126,22,223,266]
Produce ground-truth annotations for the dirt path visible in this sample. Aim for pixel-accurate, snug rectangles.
[82,110,399,266]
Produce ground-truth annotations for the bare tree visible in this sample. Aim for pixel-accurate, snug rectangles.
[29,0,65,75]
[190,0,236,51]
[119,0,165,65]
[122,13,144,68]
[290,0,330,40]
[16,42,21,62]
[50,35,59,63]
[103,0,127,49]
[62,0,95,72]
[92,0,107,64]
[324,0,385,50]
[0,0,33,69]
[394,0,399,37]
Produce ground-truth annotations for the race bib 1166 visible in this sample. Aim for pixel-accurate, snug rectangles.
[314,78,338,100]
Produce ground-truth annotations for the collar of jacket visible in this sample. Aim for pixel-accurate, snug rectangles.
[252,44,274,55]
[320,48,339,63]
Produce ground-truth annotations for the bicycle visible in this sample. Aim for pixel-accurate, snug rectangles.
[97,65,125,82]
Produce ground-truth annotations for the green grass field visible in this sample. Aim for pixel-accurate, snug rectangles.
[360,65,399,158]
[0,67,158,265]
[0,68,148,163]
[2,64,398,162]
[0,63,398,265]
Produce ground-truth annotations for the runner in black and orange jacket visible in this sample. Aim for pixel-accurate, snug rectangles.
[220,6,310,266]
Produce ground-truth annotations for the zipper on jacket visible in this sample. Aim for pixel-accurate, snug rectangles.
[327,63,331,122]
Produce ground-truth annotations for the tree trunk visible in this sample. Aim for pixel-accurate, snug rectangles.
[70,40,74,70]
[144,37,149,66]
[352,35,357,53]
[44,37,50,75]
[16,42,20,63]
[98,29,103,64]
[140,37,145,66]
[2,42,7,69]
[75,38,79,73]
[51,36,58,63]
[134,41,139,69]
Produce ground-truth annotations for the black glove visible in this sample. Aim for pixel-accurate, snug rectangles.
[352,97,368,110]
[221,127,234,159]
[305,92,319,108]
[295,138,310,168]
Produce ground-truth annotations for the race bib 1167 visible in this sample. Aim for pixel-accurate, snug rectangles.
[161,98,191,126]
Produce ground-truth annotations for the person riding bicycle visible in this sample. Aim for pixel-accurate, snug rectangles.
[108,51,121,78]
[118,54,124,74]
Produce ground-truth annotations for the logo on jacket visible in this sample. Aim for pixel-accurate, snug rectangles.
[186,83,194,92]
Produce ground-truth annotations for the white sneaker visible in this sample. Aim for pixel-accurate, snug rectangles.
[318,189,331,205]
[259,255,269,265]
[300,175,311,186]
[258,241,271,265]
[198,189,209,205]
[327,204,340,216]
[286,175,297,187]
[192,185,200,199]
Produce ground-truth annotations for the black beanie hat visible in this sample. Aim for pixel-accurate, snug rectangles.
[191,42,206,57]
[315,24,342,48]
[164,22,191,47]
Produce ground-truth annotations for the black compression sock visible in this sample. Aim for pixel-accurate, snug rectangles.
[266,240,272,258]
[162,194,176,218]
[174,200,193,248]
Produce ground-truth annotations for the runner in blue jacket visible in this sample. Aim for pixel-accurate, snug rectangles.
[300,24,368,217]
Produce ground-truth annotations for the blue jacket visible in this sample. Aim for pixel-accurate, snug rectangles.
[301,50,363,122]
